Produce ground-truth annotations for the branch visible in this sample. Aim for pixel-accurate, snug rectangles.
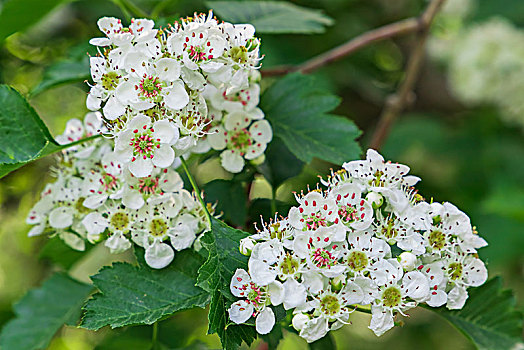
[369,0,446,150]
[262,17,421,77]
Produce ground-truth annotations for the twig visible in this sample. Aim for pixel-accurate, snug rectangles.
[262,17,421,77]
[369,0,446,150]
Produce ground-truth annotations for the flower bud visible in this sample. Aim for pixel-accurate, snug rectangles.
[399,252,417,271]
[330,275,345,292]
[292,313,310,331]
[239,237,255,256]
[366,192,384,209]
[249,154,265,166]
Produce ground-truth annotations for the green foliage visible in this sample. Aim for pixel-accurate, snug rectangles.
[261,73,361,165]
[432,277,523,350]
[39,236,92,269]
[0,85,62,178]
[261,136,304,188]
[30,58,90,97]
[207,1,333,34]
[0,273,93,350]
[81,250,210,331]
[0,0,70,43]
[204,179,247,227]
[197,218,256,349]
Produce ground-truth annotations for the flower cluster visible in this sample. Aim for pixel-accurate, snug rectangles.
[228,149,488,341]
[429,1,524,130]
[26,112,210,269]
[87,13,271,174]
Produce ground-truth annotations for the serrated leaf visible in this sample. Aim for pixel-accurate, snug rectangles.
[207,1,333,34]
[30,58,90,97]
[431,277,523,350]
[261,73,361,165]
[0,0,71,43]
[0,273,93,350]
[196,218,256,349]
[0,85,98,178]
[208,290,257,350]
[204,179,247,227]
[81,254,210,330]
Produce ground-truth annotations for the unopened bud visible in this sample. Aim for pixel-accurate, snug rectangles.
[331,275,345,292]
[249,154,265,166]
[366,192,384,209]
[292,313,310,331]
[239,237,255,256]
[399,252,417,271]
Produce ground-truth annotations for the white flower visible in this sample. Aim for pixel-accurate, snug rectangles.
[207,113,272,173]
[114,114,178,177]
[369,270,429,336]
[55,112,106,158]
[329,182,373,231]
[228,269,283,334]
[343,230,391,280]
[398,252,417,271]
[82,152,124,209]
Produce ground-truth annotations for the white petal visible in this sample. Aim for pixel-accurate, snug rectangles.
[220,150,244,173]
[163,81,189,110]
[207,127,227,150]
[152,144,175,168]
[82,212,108,235]
[255,307,275,335]
[268,280,285,305]
[230,269,251,297]
[446,285,468,310]
[402,271,430,302]
[145,241,174,269]
[103,96,126,120]
[248,259,277,286]
[60,232,85,251]
[283,279,307,310]
[228,300,253,324]
[152,119,179,144]
[49,207,73,229]
[128,157,154,178]
[369,306,394,336]
[105,232,132,254]
[464,259,488,287]
[83,194,108,209]
[89,37,111,46]
[122,189,145,209]
[155,58,181,82]
[300,317,328,343]
[250,120,272,143]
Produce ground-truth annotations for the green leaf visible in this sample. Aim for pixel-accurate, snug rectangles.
[249,198,293,221]
[0,0,70,44]
[39,236,92,270]
[30,58,90,97]
[0,85,99,178]
[204,179,247,227]
[81,251,210,331]
[207,1,333,34]
[431,277,523,350]
[309,333,336,350]
[261,137,304,188]
[261,73,361,165]
[0,273,93,350]
[196,218,256,349]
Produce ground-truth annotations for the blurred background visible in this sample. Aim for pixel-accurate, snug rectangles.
[0,0,522,349]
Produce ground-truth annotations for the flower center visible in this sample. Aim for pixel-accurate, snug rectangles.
[137,75,163,99]
[428,230,446,250]
[75,197,91,214]
[448,262,463,280]
[311,248,336,268]
[229,46,248,64]
[222,89,250,106]
[130,128,160,161]
[100,173,118,191]
[347,250,369,272]
[382,286,402,308]
[138,176,160,195]
[304,213,327,231]
[320,295,341,316]
[101,71,120,91]
[381,218,398,239]
[269,222,285,240]
[149,217,168,237]
[110,210,130,232]
[279,254,299,275]
[246,283,265,307]
[229,129,252,153]
[369,170,385,187]
[339,204,357,223]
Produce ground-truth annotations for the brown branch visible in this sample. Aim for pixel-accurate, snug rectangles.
[262,17,422,77]
[369,0,446,150]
